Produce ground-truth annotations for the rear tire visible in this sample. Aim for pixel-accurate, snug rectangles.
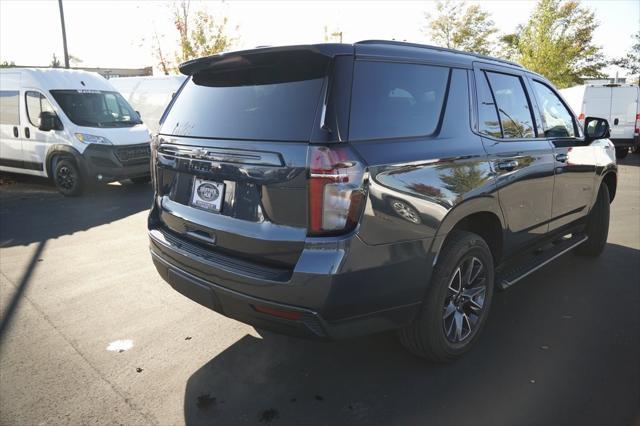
[576,183,610,257]
[398,230,494,362]
[53,158,83,196]
[615,147,629,159]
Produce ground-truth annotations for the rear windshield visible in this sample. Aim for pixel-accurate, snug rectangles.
[160,53,328,141]
[349,61,450,140]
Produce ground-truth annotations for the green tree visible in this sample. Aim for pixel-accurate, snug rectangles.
[501,0,606,88]
[0,60,15,68]
[423,0,498,55]
[50,53,61,68]
[612,31,640,83]
[173,0,237,67]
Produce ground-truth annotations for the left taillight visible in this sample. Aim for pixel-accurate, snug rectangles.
[307,145,367,237]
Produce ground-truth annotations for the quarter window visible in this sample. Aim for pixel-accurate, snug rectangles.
[0,90,20,125]
[485,72,535,139]
[476,71,502,138]
[26,91,54,127]
[349,61,450,140]
[531,81,576,138]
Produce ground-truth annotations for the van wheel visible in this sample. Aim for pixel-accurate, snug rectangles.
[53,158,83,196]
[576,183,610,257]
[615,148,628,159]
[398,230,494,362]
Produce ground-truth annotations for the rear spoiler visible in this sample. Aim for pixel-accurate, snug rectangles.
[178,44,354,76]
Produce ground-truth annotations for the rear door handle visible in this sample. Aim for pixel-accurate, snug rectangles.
[13,126,18,138]
[496,160,518,171]
[555,153,568,163]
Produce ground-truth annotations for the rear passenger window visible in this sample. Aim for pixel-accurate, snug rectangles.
[0,90,20,125]
[26,91,54,127]
[349,61,450,140]
[531,81,575,138]
[476,71,502,138]
[485,72,535,139]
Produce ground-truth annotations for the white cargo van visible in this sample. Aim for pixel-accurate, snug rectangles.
[561,83,639,158]
[0,68,152,195]
[110,75,186,134]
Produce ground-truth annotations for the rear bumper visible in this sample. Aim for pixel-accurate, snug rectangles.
[148,223,432,339]
[81,143,150,182]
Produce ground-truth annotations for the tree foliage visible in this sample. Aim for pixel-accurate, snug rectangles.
[500,0,606,88]
[0,60,15,68]
[423,0,498,55]
[612,30,640,79]
[172,0,237,67]
[50,54,61,68]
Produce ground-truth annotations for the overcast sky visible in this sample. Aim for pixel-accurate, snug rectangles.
[0,0,638,77]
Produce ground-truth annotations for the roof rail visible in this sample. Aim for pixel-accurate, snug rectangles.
[355,39,523,68]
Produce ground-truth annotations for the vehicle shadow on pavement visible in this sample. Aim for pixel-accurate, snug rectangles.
[0,240,47,346]
[618,153,640,167]
[0,172,152,248]
[182,243,639,426]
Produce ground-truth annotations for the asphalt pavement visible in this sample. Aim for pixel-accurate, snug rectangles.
[1,156,639,426]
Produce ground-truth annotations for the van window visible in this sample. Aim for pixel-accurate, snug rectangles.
[485,72,535,139]
[50,90,141,128]
[531,81,575,138]
[0,90,20,125]
[476,71,502,138]
[349,61,449,140]
[26,91,55,127]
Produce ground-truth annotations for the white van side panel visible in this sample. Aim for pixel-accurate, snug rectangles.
[111,76,186,134]
[0,72,25,173]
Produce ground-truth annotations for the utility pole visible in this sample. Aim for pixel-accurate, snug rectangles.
[58,0,70,68]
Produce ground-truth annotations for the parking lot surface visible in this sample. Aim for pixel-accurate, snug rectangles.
[1,156,639,426]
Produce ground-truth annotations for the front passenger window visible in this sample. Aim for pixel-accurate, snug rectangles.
[26,91,55,128]
[531,81,576,138]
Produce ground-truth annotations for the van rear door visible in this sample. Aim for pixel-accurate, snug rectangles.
[583,86,612,122]
[609,86,639,141]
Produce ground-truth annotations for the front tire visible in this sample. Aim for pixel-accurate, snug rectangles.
[576,183,610,257]
[53,158,83,196]
[398,231,494,362]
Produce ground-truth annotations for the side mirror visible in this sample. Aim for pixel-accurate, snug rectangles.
[584,117,610,142]
[38,111,62,132]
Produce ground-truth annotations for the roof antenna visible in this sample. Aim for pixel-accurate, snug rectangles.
[81,81,85,86]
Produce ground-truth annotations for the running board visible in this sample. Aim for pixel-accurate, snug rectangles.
[496,234,588,290]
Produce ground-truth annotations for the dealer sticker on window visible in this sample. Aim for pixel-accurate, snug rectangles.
[190,178,225,212]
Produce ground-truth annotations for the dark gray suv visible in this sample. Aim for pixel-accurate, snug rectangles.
[148,41,617,361]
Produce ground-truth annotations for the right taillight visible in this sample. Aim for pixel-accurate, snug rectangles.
[307,145,367,236]
[635,113,639,135]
